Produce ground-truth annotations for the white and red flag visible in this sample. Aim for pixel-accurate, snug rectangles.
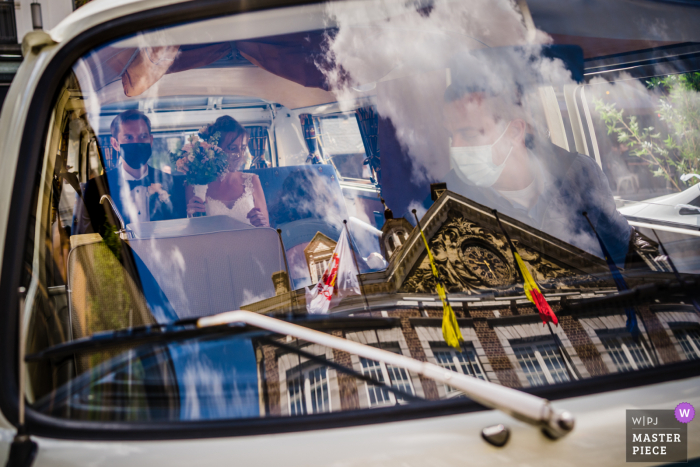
[305,229,361,314]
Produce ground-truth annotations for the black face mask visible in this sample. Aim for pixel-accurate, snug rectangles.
[119,143,152,169]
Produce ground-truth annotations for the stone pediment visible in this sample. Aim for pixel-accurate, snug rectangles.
[304,232,336,256]
[362,190,610,295]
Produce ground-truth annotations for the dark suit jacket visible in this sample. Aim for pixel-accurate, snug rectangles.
[80,165,186,237]
[443,140,632,266]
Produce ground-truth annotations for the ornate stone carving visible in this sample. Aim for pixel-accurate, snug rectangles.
[400,214,591,294]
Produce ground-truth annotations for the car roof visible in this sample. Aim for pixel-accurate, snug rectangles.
[50,0,191,44]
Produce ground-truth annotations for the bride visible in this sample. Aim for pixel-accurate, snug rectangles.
[185,116,270,227]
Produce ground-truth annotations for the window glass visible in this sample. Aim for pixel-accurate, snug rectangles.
[672,327,700,360]
[19,0,700,429]
[513,341,572,387]
[317,115,370,180]
[585,72,700,274]
[432,344,486,396]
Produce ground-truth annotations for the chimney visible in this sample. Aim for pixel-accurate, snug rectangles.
[31,1,42,30]
[380,197,393,220]
[271,270,290,296]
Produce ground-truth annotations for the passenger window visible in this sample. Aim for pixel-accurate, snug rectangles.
[584,72,700,273]
[317,114,371,180]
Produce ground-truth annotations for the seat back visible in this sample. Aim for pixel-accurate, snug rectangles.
[67,236,155,374]
[244,164,348,230]
[127,227,286,320]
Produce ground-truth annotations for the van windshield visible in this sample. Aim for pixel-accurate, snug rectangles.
[24,0,700,424]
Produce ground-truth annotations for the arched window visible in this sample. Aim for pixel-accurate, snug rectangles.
[387,236,396,255]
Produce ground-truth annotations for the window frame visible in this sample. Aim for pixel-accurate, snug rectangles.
[316,112,372,183]
[511,338,575,387]
[430,343,487,398]
[358,344,416,408]
[596,329,655,373]
[671,325,700,361]
[3,0,700,443]
[287,364,332,415]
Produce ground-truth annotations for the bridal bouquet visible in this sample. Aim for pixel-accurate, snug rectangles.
[170,132,229,204]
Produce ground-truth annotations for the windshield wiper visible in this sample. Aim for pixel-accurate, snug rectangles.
[197,311,575,439]
[25,316,399,363]
[259,336,423,403]
[27,310,574,439]
[27,316,422,407]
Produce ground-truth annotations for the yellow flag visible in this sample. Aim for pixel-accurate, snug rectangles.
[417,228,463,349]
[513,252,558,326]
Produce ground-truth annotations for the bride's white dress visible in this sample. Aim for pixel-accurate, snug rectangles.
[205,172,255,225]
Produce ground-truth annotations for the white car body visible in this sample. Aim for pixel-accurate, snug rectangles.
[1,1,699,466]
[619,185,700,227]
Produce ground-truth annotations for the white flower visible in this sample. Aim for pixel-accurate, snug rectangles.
[187,153,195,162]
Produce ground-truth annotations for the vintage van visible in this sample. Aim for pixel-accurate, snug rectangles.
[0,0,699,465]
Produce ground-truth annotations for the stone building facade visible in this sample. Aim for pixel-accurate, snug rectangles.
[247,191,700,416]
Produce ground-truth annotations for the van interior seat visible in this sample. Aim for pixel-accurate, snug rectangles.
[126,227,286,321]
[67,234,156,374]
[243,164,348,238]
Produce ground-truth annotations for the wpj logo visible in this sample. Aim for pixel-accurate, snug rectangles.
[679,407,692,419]
[626,410,687,463]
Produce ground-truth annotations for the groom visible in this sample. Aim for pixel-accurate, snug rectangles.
[76,110,186,237]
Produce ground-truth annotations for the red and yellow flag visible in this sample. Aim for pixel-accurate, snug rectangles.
[492,210,557,326]
[513,252,558,325]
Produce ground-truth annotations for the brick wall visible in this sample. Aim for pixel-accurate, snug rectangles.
[262,344,281,416]
[389,309,440,400]
[558,313,609,377]
[470,308,522,388]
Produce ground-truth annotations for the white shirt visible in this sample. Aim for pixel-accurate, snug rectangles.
[120,162,150,223]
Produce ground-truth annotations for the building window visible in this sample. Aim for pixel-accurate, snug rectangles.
[512,340,571,386]
[432,344,487,396]
[597,331,653,372]
[287,366,331,415]
[387,236,396,255]
[359,345,415,407]
[313,259,328,283]
[0,2,18,45]
[673,327,700,360]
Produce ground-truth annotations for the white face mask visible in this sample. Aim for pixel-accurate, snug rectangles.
[449,122,513,187]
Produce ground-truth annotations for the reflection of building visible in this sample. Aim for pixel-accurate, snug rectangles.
[380,217,412,260]
[304,232,337,284]
[247,190,700,416]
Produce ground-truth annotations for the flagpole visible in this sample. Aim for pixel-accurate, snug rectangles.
[492,210,574,380]
[343,220,371,314]
[651,229,700,315]
[413,209,449,310]
[582,212,660,365]
[277,228,297,318]
[411,210,454,312]
[491,210,519,265]
[412,209,463,350]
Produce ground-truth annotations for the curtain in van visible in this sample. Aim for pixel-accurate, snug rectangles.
[84,43,232,94]
[356,107,380,184]
[299,114,323,164]
[248,126,269,169]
